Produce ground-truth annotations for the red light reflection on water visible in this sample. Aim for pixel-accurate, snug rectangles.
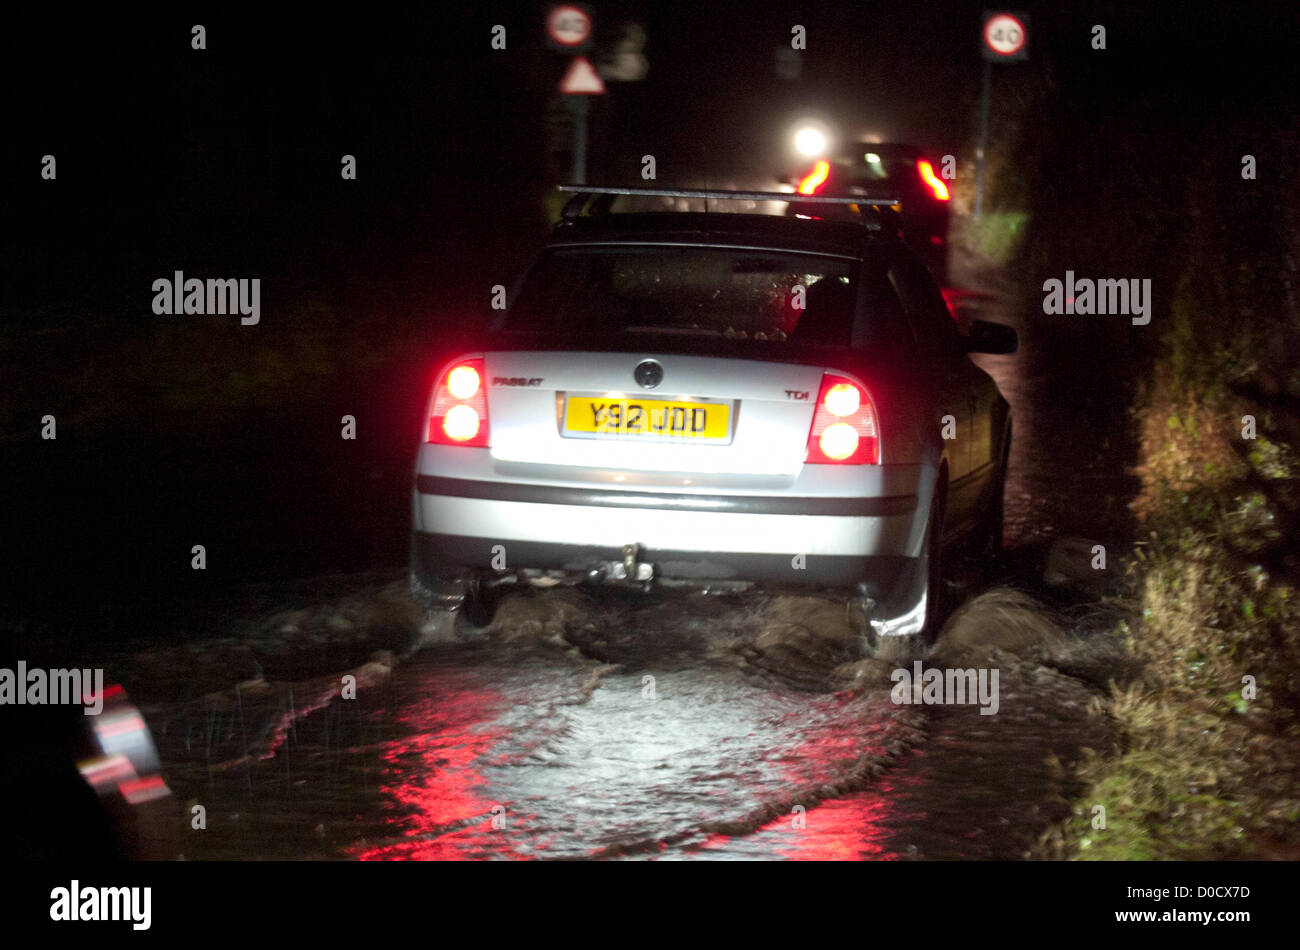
[353,671,535,860]
[690,784,911,860]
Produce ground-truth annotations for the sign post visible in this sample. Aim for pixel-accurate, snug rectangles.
[976,11,1028,219]
[548,5,601,184]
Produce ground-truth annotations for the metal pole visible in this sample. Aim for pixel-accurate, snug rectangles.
[570,95,588,184]
[974,58,991,220]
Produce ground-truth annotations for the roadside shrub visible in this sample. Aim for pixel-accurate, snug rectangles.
[1041,183,1300,859]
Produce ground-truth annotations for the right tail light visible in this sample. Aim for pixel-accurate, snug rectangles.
[805,373,879,464]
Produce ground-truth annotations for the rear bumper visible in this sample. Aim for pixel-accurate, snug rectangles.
[415,475,915,519]
[414,477,919,557]
[413,530,911,597]
[412,473,925,603]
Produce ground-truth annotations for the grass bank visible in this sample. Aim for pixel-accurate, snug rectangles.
[1038,202,1300,860]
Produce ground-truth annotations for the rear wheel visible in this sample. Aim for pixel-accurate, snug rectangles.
[459,573,501,629]
[409,532,467,610]
[919,488,947,644]
[973,427,1010,573]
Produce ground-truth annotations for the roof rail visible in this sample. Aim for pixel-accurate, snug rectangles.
[556,185,903,228]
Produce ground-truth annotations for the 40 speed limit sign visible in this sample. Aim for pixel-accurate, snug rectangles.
[546,4,593,52]
[983,11,1029,61]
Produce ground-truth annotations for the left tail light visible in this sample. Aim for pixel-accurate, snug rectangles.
[805,373,879,464]
[428,358,489,446]
[916,159,951,201]
[798,160,831,195]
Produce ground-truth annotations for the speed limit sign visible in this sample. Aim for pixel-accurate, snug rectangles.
[982,12,1028,61]
[547,5,593,52]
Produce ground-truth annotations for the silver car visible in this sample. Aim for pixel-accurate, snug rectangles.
[411,188,1015,642]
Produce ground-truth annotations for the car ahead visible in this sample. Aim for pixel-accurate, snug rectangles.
[411,186,1014,644]
[787,143,953,283]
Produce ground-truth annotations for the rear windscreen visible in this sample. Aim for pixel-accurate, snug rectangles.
[842,150,915,183]
[505,246,874,346]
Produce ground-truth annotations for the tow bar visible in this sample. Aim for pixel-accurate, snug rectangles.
[613,542,654,582]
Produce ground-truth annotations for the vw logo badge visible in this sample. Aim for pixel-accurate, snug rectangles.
[634,359,663,390]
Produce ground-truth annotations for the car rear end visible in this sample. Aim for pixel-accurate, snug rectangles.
[412,220,939,632]
[790,144,952,281]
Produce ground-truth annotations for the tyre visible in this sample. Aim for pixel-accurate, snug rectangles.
[459,573,501,629]
[972,427,1010,574]
[981,473,1006,563]
[410,531,471,609]
[918,488,947,644]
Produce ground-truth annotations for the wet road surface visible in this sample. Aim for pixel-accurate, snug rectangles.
[140,582,1121,860]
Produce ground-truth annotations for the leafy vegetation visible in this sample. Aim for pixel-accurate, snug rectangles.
[952,211,1027,267]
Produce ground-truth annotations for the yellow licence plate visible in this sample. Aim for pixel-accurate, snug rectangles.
[564,396,730,439]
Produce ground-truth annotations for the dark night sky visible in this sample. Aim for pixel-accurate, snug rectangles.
[5,3,1291,189]
[4,2,1295,264]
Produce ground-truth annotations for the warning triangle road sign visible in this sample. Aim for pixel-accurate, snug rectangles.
[559,56,606,94]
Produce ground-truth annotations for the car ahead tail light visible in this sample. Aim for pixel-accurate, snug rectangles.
[428,358,489,446]
[917,159,951,201]
[798,160,831,195]
[805,373,879,464]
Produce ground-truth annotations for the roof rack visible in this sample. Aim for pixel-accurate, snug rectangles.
[556,185,903,229]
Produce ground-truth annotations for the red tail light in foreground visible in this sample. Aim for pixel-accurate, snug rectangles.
[805,373,879,464]
[428,358,489,446]
[916,159,951,201]
[798,160,831,195]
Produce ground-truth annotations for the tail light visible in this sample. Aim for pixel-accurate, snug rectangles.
[428,358,489,446]
[916,160,950,201]
[805,373,879,464]
[798,160,831,195]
